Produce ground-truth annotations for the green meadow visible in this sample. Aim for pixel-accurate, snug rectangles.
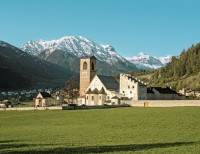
[0,107,200,153]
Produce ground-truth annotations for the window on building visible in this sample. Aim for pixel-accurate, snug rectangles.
[123,91,125,93]
[128,86,130,89]
[91,96,94,101]
[130,91,132,94]
[99,96,101,100]
[107,96,110,99]
[91,62,95,70]
[132,86,134,88]
[83,62,87,70]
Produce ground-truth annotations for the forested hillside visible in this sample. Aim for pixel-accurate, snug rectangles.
[148,43,200,90]
[151,43,200,90]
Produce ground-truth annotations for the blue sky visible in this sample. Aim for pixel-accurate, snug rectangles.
[1,0,200,57]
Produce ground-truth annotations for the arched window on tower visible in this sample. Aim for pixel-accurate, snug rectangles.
[91,62,95,70]
[83,62,87,70]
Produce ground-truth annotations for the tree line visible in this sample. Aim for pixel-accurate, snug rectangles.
[150,43,200,90]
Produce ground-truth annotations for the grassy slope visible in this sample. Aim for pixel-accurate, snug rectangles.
[136,73,154,84]
[0,107,200,153]
[136,71,200,90]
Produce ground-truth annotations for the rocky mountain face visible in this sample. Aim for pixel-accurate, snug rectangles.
[0,41,75,90]
[126,52,172,70]
[21,36,138,75]
[21,36,172,73]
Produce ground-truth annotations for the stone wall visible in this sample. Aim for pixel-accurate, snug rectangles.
[122,100,200,107]
[62,104,130,110]
[0,106,62,111]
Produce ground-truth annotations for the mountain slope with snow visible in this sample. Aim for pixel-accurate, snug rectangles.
[21,36,172,73]
[21,36,138,75]
[21,36,127,64]
[126,52,172,70]
[158,56,172,65]
[0,40,75,90]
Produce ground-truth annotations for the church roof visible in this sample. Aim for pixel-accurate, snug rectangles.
[127,75,146,86]
[99,87,107,94]
[152,87,178,94]
[97,75,119,91]
[80,55,96,59]
[39,92,52,98]
[91,88,99,94]
[86,87,107,94]
[147,87,154,93]
[111,96,120,99]
[85,88,92,94]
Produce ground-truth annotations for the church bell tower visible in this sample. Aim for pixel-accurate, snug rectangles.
[79,56,97,96]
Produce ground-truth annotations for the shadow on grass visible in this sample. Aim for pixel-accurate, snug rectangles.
[0,140,199,154]
[0,140,18,144]
[0,140,50,151]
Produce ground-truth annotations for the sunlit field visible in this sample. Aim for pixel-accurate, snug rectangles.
[0,107,200,153]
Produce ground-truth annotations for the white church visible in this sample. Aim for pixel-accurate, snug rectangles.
[79,56,152,106]
[78,56,183,106]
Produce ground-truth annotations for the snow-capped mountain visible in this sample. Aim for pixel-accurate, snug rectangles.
[21,36,172,73]
[158,56,172,65]
[126,52,172,70]
[21,36,127,64]
[21,36,137,75]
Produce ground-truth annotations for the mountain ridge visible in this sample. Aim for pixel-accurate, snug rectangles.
[21,36,138,75]
[126,52,172,70]
[21,36,172,72]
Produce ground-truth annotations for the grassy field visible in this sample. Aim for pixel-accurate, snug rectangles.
[0,107,200,153]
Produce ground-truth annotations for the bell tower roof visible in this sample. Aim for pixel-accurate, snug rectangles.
[80,55,96,59]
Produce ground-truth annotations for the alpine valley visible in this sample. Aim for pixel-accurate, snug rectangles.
[0,36,172,90]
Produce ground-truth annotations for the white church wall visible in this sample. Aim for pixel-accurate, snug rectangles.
[120,74,138,99]
[85,75,115,104]
[120,74,147,100]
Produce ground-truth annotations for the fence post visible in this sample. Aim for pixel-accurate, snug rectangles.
[144,102,149,107]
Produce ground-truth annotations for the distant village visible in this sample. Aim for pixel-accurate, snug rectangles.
[1,55,200,108]
[0,88,53,101]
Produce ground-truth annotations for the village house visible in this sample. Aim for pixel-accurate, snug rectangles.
[147,87,185,100]
[35,92,52,107]
[0,100,13,108]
